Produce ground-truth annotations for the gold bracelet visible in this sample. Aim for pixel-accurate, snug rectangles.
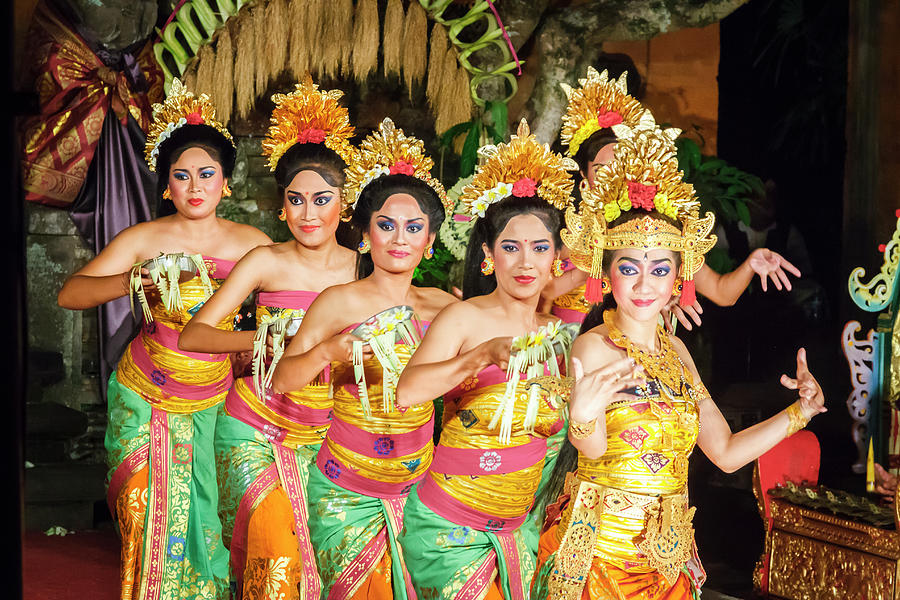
[785,401,810,437]
[569,417,597,439]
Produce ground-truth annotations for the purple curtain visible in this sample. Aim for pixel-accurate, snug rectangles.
[69,111,154,400]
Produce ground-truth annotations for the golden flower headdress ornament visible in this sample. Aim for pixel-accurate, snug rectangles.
[343,118,451,215]
[261,75,355,171]
[144,78,234,172]
[561,115,717,306]
[560,67,645,158]
[459,119,578,218]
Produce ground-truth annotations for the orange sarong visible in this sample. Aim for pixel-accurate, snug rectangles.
[533,524,693,600]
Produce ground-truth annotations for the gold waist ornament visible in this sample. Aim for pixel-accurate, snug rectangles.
[549,473,696,600]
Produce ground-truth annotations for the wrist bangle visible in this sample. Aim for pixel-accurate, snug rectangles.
[569,417,597,440]
[785,401,810,437]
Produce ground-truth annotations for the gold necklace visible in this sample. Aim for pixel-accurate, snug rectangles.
[603,309,685,397]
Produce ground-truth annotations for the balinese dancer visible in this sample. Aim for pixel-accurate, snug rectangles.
[544,67,800,327]
[395,119,577,600]
[57,80,271,600]
[271,118,456,600]
[178,78,356,599]
[531,121,826,600]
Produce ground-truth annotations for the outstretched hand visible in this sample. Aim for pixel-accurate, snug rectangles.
[779,348,826,419]
[874,463,898,501]
[663,297,703,332]
[569,357,645,424]
[749,248,801,292]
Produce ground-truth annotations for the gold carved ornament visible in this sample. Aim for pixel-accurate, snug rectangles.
[560,115,716,306]
[342,117,450,216]
[144,78,234,172]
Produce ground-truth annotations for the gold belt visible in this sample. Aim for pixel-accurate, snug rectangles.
[548,473,696,600]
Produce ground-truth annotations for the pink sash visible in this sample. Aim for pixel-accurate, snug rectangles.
[429,435,549,476]
[416,475,529,533]
[257,289,318,309]
[129,320,233,400]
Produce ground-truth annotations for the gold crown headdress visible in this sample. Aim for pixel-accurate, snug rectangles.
[343,118,450,215]
[261,75,355,171]
[458,119,578,217]
[560,67,645,158]
[144,78,234,172]
[561,120,716,306]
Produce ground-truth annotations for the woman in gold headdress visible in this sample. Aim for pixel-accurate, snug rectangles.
[271,118,457,599]
[177,77,357,600]
[544,67,801,329]
[57,80,271,600]
[395,120,577,600]
[531,119,826,600]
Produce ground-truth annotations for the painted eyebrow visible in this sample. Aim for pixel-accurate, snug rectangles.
[375,215,424,222]
[174,165,217,172]
[615,256,673,265]
[287,189,334,196]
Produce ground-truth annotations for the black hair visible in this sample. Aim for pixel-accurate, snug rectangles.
[155,124,236,216]
[350,174,446,279]
[461,196,563,300]
[571,129,618,209]
[532,208,681,520]
[274,142,346,198]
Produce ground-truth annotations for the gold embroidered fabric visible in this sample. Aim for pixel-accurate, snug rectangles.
[552,283,592,314]
[328,345,434,483]
[432,379,563,519]
[116,273,237,413]
[572,312,703,572]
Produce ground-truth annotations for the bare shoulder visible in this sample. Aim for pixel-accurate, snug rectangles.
[220,220,273,252]
[413,286,459,321]
[572,324,620,372]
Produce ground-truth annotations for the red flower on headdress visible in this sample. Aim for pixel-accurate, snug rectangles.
[628,181,657,211]
[512,177,537,197]
[186,111,204,125]
[389,160,415,176]
[296,128,326,144]
[597,111,623,128]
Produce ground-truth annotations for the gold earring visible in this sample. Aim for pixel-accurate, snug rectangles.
[601,276,611,295]
[480,256,494,275]
[672,277,683,296]
[551,258,565,278]
[424,244,434,260]
[277,208,286,221]
[162,187,171,200]
[358,237,370,254]
[222,182,232,197]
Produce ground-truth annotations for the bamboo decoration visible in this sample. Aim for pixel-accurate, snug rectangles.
[382,0,405,79]
[288,0,310,77]
[350,0,380,82]
[403,1,428,95]
[175,0,475,133]
[213,24,234,124]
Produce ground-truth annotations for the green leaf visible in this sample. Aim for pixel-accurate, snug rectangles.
[698,158,726,173]
[459,122,481,177]
[676,138,702,173]
[736,200,752,226]
[440,121,474,149]
[489,101,508,142]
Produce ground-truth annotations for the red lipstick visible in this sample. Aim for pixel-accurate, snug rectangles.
[299,225,319,233]
[514,276,536,285]
[188,198,203,206]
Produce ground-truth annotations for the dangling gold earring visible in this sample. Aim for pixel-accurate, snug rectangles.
[277,208,286,221]
[601,276,611,295]
[162,187,171,200]
[358,237,371,254]
[551,258,565,278]
[424,244,434,260]
[480,256,494,275]
[222,182,232,197]
[672,277,684,297]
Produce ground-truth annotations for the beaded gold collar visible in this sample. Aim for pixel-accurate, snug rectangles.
[603,309,688,393]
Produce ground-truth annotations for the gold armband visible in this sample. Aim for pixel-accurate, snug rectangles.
[785,401,810,437]
[569,417,597,439]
